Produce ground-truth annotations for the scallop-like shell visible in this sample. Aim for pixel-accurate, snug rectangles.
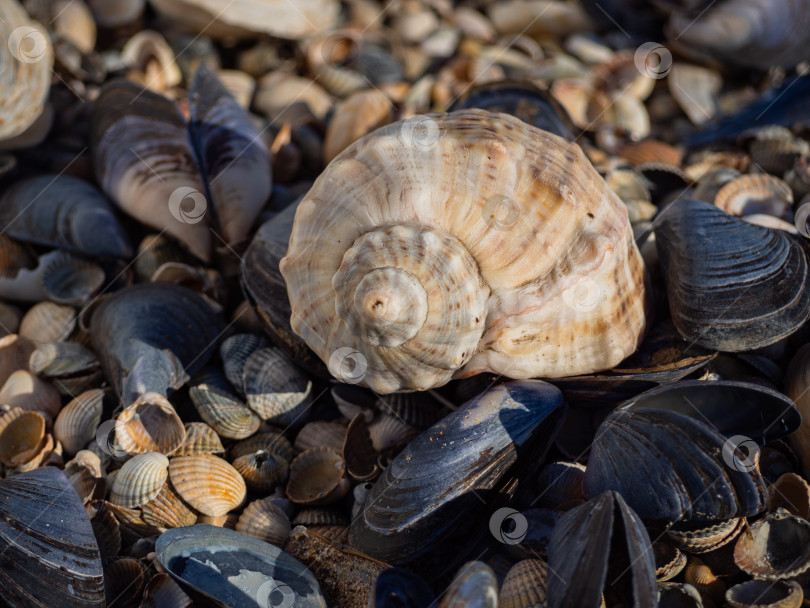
[769,472,810,520]
[219,332,269,396]
[667,518,745,554]
[169,454,247,516]
[54,388,104,457]
[175,422,224,456]
[286,447,350,506]
[115,392,186,455]
[714,174,793,220]
[733,509,810,580]
[295,421,346,454]
[233,449,289,494]
[499,559,548,608]
[19,301,75,344]
[243,346,313,425]
[141,481,197,530]
[684,557,725,604]
[535,461,587,511]
[0,368,61,419]
[0,0,54,144]
[0,407,45,467]
[104,557,146,608]
[655,541,687,582]
[229,430,295,462]
[29,341,99,379]
[235,496,292,546]
[189,382,260,439]
[278,109,646,392]
[110,452,169,508]
[726,579,803,608]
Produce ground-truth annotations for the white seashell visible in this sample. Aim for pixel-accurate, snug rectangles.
[110,452,169,508]
[53,388,104,457]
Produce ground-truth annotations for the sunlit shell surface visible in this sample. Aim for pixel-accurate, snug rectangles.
[280,109,646,393]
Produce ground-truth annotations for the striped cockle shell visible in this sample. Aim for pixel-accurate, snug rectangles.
[53,388,104,457]
[169,454,247,516]
[714,174,794,220]
[0,407,46,467]
[189,382,260,440]
[279,109,647,392]
[229,430,295,462]
[219,332,269,396]
[115,392,186,455]
[236,496,292,546]
[109,452,169,508]
[286,447,350,506]
[175,422,225,456]
[104,557,147,608]
[18,301,75,345]
[499,559,548,608]
[0,369,61,420]
[294,421,346,454]
[233,449,289,494]
[141,481,197,530]
[86,499,121,559]
[243,346,313,426]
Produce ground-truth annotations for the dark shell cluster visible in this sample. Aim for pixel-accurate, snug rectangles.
[4,0,810,607]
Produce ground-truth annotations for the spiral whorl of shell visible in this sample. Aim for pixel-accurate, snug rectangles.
[280,109,646,392]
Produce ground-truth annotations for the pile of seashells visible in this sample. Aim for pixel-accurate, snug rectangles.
[5,0,810,606]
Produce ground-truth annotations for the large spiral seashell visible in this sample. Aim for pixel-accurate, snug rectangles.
[280,109,647,392]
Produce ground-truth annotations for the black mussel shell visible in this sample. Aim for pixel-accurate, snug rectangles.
[584,380,800,523]
[655,199,810,351]
[90,283,224,405]
[369,568,435,608]
[548,491,657,608]
[348,380,566,580]
[0,467,104,607]
[155,524,325,608]
[450,80,576,140]
[241,203,330,379]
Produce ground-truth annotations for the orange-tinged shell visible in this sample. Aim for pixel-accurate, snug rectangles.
[115,392,186,455]
[235,496,291,546]
[53,388,104,457]
[189,383,260,440]
[280,109,647,392]
[769,472,810,520]
[499,559,548,608]
[110,452,169,508]
[286,447,350,506]
[232,449,288,494]
[0,407,45,466]
[141,481,197,529]
[714,173,793,219]
[0,334,34,386]
[18,302,75,345]
[175,422,225,455]
[169,454,247,516]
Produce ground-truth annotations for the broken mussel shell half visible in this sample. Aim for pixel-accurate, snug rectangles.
[584,380,800,523]
[655,199,810,351]
[155,524,325,608]
[349,380,566,581]
[0,467,104,607]
[548,490,657,608]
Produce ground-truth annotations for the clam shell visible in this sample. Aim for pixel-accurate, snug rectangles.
[714,174,793,220]
[190,382,260,440]
[0,468,104,607]
[548,491,657,608]
[667,518,745,554]
[0,334,34,386]
[0,407,45,467]
[619,140,683,167]
[734,509,810,580]
[654,541,687,582]
[367,412,419,453]
[219,332,269,396]
[196,513,239,529]
[349,380,565,579]
[286,447,350,506]
[229,430,295,463]
[141,481,197,530]
[29,340,99,379]
[726,579,803,608]
[748,126,809,175]
[19,301,75,345]
[657,583,703,608]
[655,199,810,351]
[499,559,548,608]
[105,501,162,540]
[535,461,586,511]
[169,454,247,516]
[155,524,326,607]
[66,458,102,504]
[768,472,810,519]
[243,346,313,426]
[277,109,646,392]
[584,380,799,523]
[54,388,104,457]
[668,63,721,126]
[684,557,725,604]
[104,557,146,608]
[175,422,225,456]
[134,234,195,282]
[324,89,394,163]
[141,573,193,608]
[110,452,169,508]
[120,30,181,94]
[115,392,186,455]
[235,496,292,546]
[0,0,54,144]
[0,175,132,258]
[295,421,346,454]
[439,561,498,608]
[0,368,61,419]
[233,449,289,494]
[86,499,121,560]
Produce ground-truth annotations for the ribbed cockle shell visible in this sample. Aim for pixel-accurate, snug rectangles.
[280,109,646,392]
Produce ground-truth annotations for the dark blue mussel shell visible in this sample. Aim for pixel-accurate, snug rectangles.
[584,380,801,523]
[349,380,566,581]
